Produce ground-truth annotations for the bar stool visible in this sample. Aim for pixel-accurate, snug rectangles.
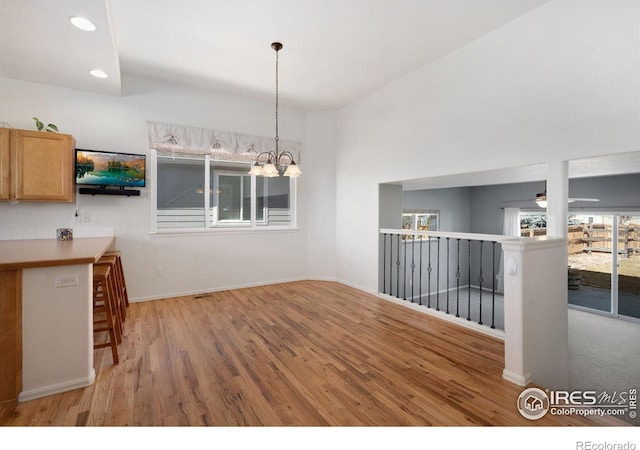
[96,255,126,328]
[102,250,129,309]
[93,265,120,364]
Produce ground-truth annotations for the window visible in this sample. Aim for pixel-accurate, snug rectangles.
[155,154,295,230]
[519,212,547,237]
[402,210,439,239]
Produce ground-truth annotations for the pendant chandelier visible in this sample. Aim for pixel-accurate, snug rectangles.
[248,42,301,178]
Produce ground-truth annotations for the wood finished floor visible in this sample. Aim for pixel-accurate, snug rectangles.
[0,280,626,426]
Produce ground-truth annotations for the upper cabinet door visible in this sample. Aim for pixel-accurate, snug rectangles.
[0,129,9,200]
[12,130,75,202]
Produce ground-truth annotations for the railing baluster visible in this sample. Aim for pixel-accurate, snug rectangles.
[467,239,471,321]
[403,235,407,300]
[396,234,400,298]
[491,241,496,329]
[456,238,461,318]
[446,237,450,314]
[436,237,440,311]
[427,237,432,308]
[419,237,423,305]
[410,235,415,303]
[390,233,394,297]
[383,233,387,295]
[379,230,503,332]
[478,240,484,326]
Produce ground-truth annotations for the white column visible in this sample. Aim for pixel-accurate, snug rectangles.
[501,241,529,386]
[502,237,569,390]
[546,160,568,238]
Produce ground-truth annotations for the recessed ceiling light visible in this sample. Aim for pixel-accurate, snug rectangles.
[69,16,96,31]
[89,69,108,79]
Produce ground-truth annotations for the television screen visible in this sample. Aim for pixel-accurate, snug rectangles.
[76,149,146,188]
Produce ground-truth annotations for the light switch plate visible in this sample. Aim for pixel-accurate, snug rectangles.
[55,274,78,288]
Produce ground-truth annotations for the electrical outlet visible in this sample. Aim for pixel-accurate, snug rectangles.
[156,266,164,277]
[82,211,91,223]
[55,274,78,288]
[72,210,81,223]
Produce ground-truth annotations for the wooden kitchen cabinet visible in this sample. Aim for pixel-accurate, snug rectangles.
[0,270,21,405]
[0,128,9,200]
[0,128,76,202]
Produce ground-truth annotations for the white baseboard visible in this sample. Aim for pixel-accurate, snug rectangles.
[335,278,377,295]
[378,292,505,340]
[19,369,96,402]
[502,369,532,387]
[130,276,339,303]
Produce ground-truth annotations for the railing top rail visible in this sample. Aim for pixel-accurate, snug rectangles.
[379,228,520,243]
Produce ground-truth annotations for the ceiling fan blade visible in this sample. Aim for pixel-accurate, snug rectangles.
[569,198,600,202]
[503,197,600,204]
[502,199,535,204]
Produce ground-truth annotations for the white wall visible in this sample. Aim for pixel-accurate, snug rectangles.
[0,74,337,300]
[304,112,337,280]
[403,187,472,233]
[336,0,640,292]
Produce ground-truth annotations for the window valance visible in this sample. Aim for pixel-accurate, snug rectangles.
[148,121,300,163]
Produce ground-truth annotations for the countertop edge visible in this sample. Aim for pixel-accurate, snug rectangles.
[0,237,115,271]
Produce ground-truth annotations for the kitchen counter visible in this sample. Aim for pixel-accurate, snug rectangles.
[0,236,115,404]
[0,236,114,270]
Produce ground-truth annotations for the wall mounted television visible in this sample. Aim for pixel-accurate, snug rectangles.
[75,149,146,189]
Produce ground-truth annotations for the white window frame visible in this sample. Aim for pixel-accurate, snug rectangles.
[151,150,297,234]
[212,169,252,228]
[402,210,439,231]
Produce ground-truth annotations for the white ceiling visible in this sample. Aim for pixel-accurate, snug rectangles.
[0,0,551,110]
[2,0,637,188]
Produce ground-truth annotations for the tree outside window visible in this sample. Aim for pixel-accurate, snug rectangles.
[402,210,439,239]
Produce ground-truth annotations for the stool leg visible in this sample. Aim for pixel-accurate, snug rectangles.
[93,271,119,364]
[96,260,124,339]
[103,251,129,309]
[107,269,124,343]
[115,255,129,309]
[114,258,127,319]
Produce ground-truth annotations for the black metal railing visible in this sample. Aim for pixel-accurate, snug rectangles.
[380,229,505,330]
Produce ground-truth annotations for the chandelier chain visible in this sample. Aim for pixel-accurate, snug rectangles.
[275,45,279,153]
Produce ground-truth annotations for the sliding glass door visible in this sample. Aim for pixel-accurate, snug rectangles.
[568,215,613,314]
[568,214,640,320]
[617,215,640,320]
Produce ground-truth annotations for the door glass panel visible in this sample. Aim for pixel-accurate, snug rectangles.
[568,215,613,313]
[618,215,640,319]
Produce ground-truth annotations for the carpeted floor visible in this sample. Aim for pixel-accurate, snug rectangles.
[568,308,640,426]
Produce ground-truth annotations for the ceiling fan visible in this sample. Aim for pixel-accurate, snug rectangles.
[533,191,599,208]
[504,183,599,208]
